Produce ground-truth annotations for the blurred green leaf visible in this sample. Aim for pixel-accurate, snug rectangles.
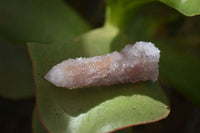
[106,1,200,106]
[0,0,90,43]
[160,0,200,16]
[106,0,200,25]
[28,26,169,132]
[0,40,35,99]
[32,107,48,133]
[105,0,155,27]
[0,0,91,99]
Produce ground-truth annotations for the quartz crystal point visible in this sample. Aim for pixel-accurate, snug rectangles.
[45,41,160,89]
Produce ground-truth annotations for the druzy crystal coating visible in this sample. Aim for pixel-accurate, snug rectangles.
[45,41,160,89]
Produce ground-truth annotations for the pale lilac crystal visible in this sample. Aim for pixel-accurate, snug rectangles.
[45,41,160,89]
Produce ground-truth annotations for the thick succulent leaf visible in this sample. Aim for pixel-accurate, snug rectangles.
[28,26,169,133]
[32,105,132,133]
[0,40,35,99]
[0,0,90,43]
[32,107,48,133]
[159,0,200,16]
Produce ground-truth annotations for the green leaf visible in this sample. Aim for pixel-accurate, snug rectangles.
[159,0,200,16]
[32,107,48,133]
[0,0,90,43]
[28,26,169,133]
[0,40,35,99]
[105,0,155,27]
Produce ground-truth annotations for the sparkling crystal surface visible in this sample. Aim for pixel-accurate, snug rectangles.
[45,41,160,89]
